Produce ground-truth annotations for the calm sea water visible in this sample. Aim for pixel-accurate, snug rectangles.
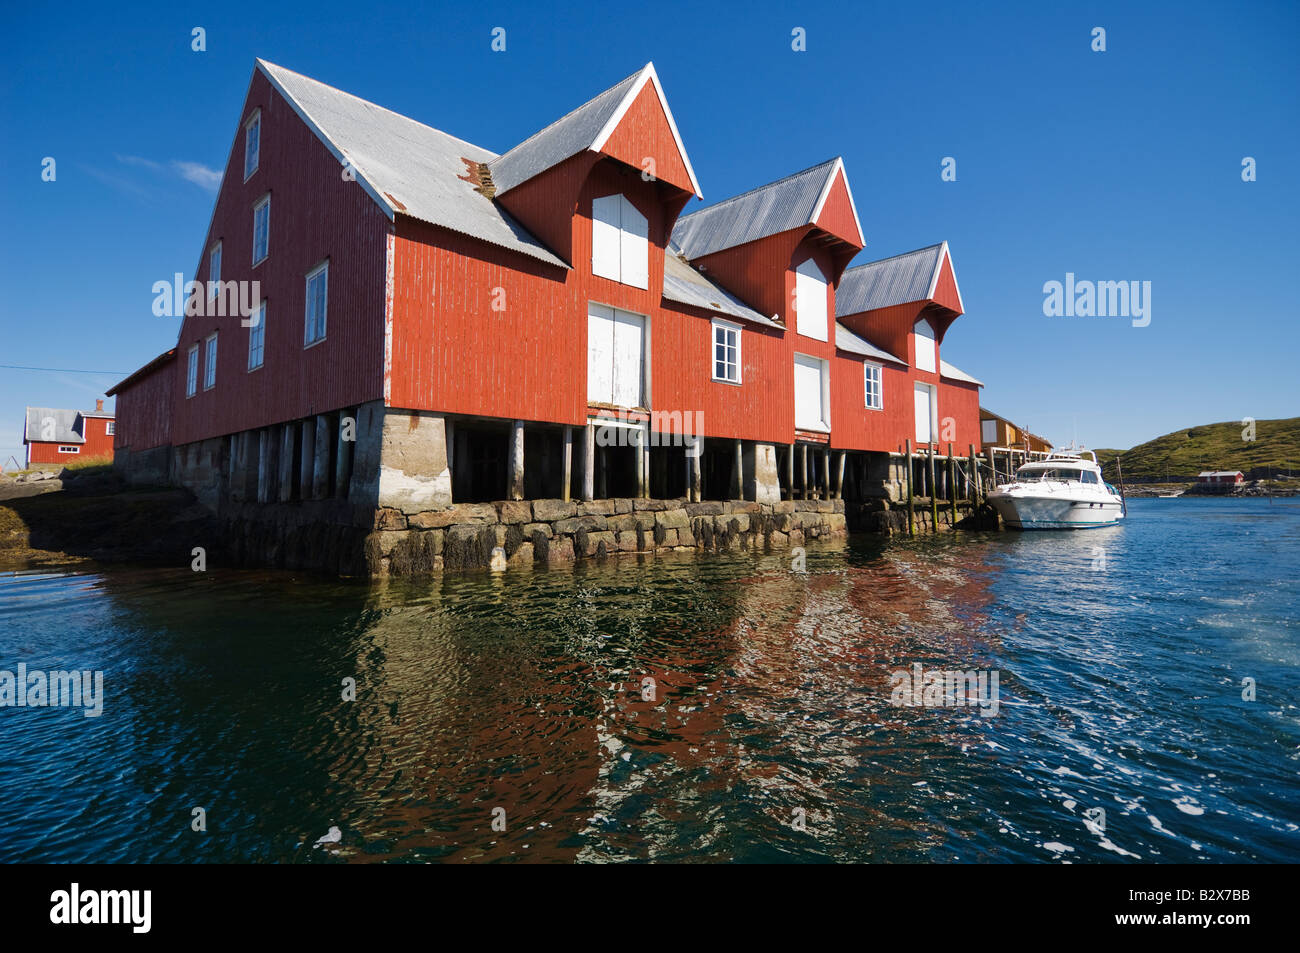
[1,497,1296,863]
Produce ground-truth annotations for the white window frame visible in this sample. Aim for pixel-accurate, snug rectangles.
[794,258,829,342]
[208,242,222,299]
[252,194,270,266]
[106,421,115,435]
[248,301,266,370]
[591,193,649,290]
[58,445,80,454]
[304,261,329,347]
[186,345,199,397]
[864,362,883,410]
[203,333,218,390]
[711,319,741,384]
[244,110,260,181]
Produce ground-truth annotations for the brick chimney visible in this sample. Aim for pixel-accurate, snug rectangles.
[95,399,104,413]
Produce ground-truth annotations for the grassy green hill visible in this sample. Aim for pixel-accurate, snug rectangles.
[1095,417,1300,483]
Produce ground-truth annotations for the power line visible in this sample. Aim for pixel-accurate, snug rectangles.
[0,364,127,375]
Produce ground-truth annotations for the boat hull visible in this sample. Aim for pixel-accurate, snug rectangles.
[988,493,1124,530]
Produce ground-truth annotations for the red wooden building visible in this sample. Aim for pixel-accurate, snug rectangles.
[23,400,116,467]
[110,60,984,512]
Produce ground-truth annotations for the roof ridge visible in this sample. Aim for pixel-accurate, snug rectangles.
[257,59,497,158]
[844,242,946,273]
[489,63,648,168]
[677,157,839,224]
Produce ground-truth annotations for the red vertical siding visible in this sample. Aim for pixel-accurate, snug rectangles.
[813,170,861,246]
[170,70,389,447]
[388,161,674,426]
[931,252,963,314]
[598,82,695,196]
[114,361,174,452]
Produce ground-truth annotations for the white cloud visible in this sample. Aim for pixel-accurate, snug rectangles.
[115,153,163,171]
[172,160,222,191]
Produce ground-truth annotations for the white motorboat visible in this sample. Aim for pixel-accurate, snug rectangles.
[987,449,1125,529]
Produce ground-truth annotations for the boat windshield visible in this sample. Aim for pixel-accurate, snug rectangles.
[1015,466,1083,482]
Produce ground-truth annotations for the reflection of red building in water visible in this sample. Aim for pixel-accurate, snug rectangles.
[23,400,115,467]
[109,60,983,513]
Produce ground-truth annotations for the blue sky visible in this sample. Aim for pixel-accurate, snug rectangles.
[1,0,1297,466]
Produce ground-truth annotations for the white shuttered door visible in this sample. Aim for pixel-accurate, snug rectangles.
[794,355,825,429]
[914,383,933,444]
[620,200,648,289]
[589,303,644,407]
[795,259,828,341]
[914,318,936,373]
[591,197,621,282]
[612,309,644,407]
[591,194,648,289]
[588,304,615,404]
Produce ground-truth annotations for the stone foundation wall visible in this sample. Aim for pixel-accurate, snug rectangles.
[112,445,174,488]
[206,497,846,577]
[372,497,847,576]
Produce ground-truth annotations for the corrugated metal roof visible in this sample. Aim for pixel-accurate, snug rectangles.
[489,62,702,198]
[489,68,642,195]
[671,158,842,259]
[837,243,947,316]
[939,359,983,386]
[257,60,567,269]
[1198,471,1243,477]
[662,253,777,327]
[834,323,906,366]
[24,407,85,444]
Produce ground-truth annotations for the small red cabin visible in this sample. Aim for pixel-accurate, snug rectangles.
[23,400,115,467]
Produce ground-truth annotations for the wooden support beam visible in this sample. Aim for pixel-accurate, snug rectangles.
[948,442,958,527]
[928,443,939,531]
[637,428,648,499]
[508,419,525,501]
[582,423,595,501]
[733,439,744,500]
[905,440,915,536]
[969,444,979,504]
[278,424,295,503]
[834,451,846,500]
[785,443,794,500]
[562,426,573,502]
[800,444,809,500]
[689,441,702,502]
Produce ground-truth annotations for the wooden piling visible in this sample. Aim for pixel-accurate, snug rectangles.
[948,442,958,527]
[928,443,939,531]
[905,440,915,536]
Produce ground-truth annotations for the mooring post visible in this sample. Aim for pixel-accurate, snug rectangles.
[905,440,915,536]
[969,443,979,504]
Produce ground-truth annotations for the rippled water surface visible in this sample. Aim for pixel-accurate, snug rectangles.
[1,498,1297,862]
